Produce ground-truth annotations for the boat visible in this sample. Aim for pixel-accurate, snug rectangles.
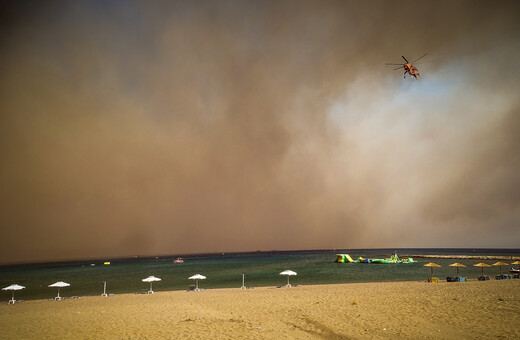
[510,268,520,274]
[173,257,184,263]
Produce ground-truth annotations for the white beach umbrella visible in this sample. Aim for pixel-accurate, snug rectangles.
[142,276,161,294]
[2,284,25,304]
[48,281,70,300]
[188,274,206,291]
[279,270,297,287]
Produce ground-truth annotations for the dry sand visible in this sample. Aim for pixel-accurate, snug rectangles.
[1,280,519,339]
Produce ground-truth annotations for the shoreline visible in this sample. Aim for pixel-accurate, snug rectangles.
[2,275,515,304]
[2,279,519,339]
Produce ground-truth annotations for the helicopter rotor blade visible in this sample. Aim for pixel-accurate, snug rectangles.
[402,56,409,63]
[386,63,403,66]
[393,66,402,70]
[412,53,428,63]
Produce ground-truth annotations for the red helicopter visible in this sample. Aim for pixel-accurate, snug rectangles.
[386,53,427,78]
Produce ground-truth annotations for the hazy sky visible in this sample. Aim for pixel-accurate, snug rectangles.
[1,0,519,263]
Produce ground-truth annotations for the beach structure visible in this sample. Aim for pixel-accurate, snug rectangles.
[335,252,415,264]
[335,254,355,263]
[423,263,441,283]
[279,270,297,287]
[241,274,246,290]
[101,281,108,297]
[189,274,206,291]
[2,284,25,304]
[492,262,511,280]
[142,276,161,294]
[447,263,467,282]
[473,263,491,281]
[493,262,508,275]
[48,281,70,300]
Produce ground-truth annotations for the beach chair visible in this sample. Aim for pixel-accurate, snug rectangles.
[188,285,196,292]
[495,274,512,280]
[428,277,439,283]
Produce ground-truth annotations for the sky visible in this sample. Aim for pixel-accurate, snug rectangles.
[1,0,519,264]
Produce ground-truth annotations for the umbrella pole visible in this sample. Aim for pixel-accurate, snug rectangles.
[430,267,433,279]
[12,291,14,302]
[481,267,484,276]
[287,276,290,286]
[57,287,60,299]
[457,267,459,277]
[196,279,198,290]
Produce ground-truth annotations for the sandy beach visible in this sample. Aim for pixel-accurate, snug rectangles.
[1,279,519,339]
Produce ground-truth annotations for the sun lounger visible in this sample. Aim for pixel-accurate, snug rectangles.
[495,274,512,280]
[447,276,467,282]
[478,275,490,281]
[428,277,439,283]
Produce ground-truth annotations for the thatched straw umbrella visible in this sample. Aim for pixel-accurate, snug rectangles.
[423,262,441,279]
[492,262,508,275]
[473,262,491,276]
[449,263,466,277]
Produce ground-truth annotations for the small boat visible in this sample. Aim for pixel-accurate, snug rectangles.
[173,257,184,263]
[510,268,520,274]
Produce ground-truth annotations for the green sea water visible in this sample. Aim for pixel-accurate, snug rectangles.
[1,249,518,301]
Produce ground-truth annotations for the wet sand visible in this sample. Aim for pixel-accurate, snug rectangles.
[1,280,519,339]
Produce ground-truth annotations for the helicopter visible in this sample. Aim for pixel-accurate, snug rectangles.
[386,53,427,79]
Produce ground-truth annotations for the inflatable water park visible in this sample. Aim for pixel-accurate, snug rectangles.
[335,252,416,264]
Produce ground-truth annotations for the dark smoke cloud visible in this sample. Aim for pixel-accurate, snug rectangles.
[1,0,519,263]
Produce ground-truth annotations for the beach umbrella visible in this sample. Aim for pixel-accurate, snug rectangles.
[142,276,161,294]
[2,284,25,304]
[423,263,441,279]
[279,270,297,287]
[101,281,108,297]
[49,281,70,300]
[449,263,466,277]
[511,260,520,270]
[189,274,206,291]
[473,263,491,276]
[492,262,508,275]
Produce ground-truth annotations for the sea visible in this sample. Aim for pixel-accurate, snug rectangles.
[1,248,519,301]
